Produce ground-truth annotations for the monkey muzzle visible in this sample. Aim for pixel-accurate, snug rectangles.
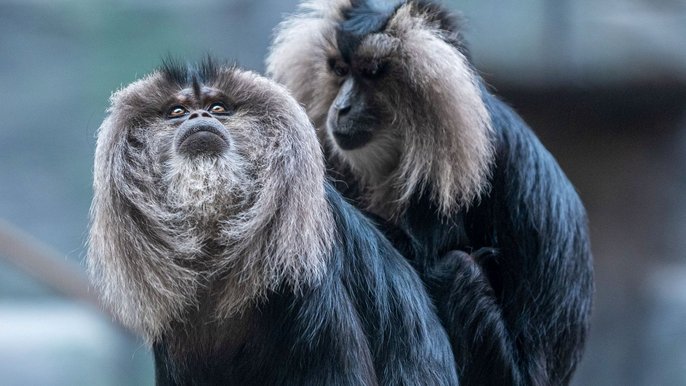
[330,122,373,151]
[175,118,231,157]
[327,104,374,150]
[327,78,374,151]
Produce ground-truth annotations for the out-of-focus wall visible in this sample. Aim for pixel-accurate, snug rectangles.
[461,0,686,86]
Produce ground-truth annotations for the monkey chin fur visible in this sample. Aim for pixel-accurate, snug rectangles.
[163,155,246,226]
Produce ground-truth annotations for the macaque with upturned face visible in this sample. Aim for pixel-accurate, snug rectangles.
[88,58,458,385]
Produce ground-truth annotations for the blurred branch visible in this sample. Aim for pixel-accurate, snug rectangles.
[0,219,129,333]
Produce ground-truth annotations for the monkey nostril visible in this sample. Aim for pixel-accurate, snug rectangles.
[338,105,351,117]
[188,110,212,120]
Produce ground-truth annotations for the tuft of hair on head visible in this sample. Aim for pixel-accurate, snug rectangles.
[336,0,404,60]
[160,54,227,87]
[160,55,188,86]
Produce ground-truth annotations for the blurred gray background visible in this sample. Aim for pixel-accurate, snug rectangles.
[1,0,685,385]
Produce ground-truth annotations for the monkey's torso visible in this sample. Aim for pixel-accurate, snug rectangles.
[152,184,458,386]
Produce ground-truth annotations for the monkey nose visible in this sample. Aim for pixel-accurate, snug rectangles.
[188,110,212,120]
[336,104,351,119]
[176,118,230,157]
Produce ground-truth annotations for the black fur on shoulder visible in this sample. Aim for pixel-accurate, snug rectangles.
[390,89,594,386]
[153,184,459,386]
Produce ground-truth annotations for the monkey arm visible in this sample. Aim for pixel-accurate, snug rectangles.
[327,185,459,386]
[426,250,522,386]
[391,94,593,386]
[482,95,593,386]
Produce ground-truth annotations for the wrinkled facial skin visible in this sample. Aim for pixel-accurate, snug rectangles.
[147,85,239,187]
[318,30,417,186]
[168,87,233,158]
[104,69,289,225]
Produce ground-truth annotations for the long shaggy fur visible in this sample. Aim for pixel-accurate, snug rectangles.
[89,67,333,340]
[268,1,594,386]
[88,59,458,385]
[267,0,493,218]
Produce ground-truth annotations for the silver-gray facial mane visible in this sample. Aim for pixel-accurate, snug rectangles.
[267,0,495,218]
[88,61,333,341]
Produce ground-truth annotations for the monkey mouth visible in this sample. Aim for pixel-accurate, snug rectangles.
[332,129,373,151]
[327,113,375,151]
[176,122,230,157]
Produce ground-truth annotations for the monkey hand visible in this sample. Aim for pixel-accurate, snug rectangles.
[425,249,523,386]
[425,248,497,295]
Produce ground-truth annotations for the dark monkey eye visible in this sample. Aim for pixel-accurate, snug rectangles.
[328,58,349,77]
[167,106,188,118]
[209,102,229,115]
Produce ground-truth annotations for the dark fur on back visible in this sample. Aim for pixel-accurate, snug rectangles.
[88,59,457,385]
[268,1,594,385]
[399,90,594,385]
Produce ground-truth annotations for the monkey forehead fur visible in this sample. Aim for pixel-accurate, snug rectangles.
[267,0,495,218]
[88,60,333,341]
